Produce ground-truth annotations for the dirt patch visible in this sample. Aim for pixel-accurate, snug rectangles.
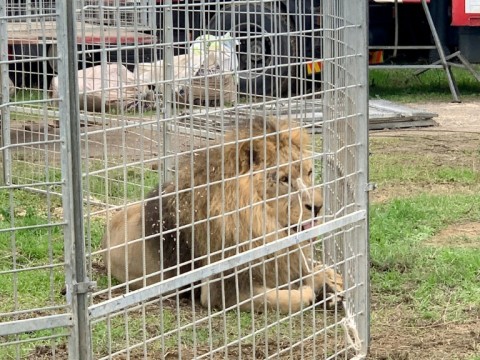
[425,222,480,248]
[369,320,480,360]
[405,101,480,134]
[27,344,68,360]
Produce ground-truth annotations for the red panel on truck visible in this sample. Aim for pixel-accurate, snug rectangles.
[452,0,480,26]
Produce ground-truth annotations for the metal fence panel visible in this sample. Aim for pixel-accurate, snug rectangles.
[0,1,78,359]
[0,0,369,359]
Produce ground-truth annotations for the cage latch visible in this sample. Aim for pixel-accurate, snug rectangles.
[365,183,377,192]
[73,280,97,294]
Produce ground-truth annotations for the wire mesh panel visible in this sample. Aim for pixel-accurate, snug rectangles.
[0,1,80,359]
[1,0,368,359]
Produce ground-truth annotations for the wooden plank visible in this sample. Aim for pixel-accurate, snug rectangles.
[368,119,437,130]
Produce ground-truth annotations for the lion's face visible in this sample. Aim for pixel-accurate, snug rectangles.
[260,154,322,234]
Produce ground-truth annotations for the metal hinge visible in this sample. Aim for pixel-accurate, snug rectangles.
[365,182,377,192]
[73,280,97,294]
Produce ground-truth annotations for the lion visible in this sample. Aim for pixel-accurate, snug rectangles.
[102,119,343,313]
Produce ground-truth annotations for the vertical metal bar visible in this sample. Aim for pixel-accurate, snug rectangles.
[0,1,12,186]
[56,1,92,359]
[322,1,335,220]
[162,0,174,182]
[345,0,370,356]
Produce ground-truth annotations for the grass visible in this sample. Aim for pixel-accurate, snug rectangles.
[369,66,480,102]
[4,156,161,206]
[370,194,480,321]
[367,133,480,358]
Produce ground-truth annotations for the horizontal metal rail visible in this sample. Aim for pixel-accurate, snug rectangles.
[0,313,73,337]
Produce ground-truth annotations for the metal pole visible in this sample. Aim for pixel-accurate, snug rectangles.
[0,1,12,186]
[56,1,93,359]
[421,0,460,102]
[346,0,370,356]
[163,0,174,182]
[323,0,370,357]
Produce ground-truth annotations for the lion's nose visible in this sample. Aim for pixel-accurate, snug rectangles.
[305,204,322,216]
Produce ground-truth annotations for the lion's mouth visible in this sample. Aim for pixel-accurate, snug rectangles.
[290,220,319,233]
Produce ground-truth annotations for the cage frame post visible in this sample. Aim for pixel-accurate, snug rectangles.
[322,0,370,357]
[162,0,174,182]
[56,1,93,359]
[0,0,12,186]
[346,0,370,356]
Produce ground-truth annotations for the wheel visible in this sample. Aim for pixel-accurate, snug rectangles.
[208,4,293,97]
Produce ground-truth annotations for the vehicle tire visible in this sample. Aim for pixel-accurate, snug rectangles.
[208,4,293,97]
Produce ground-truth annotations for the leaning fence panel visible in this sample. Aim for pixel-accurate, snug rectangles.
[1,0,369,359]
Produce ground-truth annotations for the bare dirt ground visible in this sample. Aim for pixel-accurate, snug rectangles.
[368,100,480,360]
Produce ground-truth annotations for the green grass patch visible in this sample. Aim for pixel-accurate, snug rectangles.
[370,137,480,188]
[369,67,480,102]
[4,160,161,206]
[0,333,68,360]
[370,193,480,322]
[371,153,479,186]
[85,165,160,205]
[90,305,339,358]
[0,188,106,314]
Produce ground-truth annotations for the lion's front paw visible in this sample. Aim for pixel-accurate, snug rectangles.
[311,266,344,309]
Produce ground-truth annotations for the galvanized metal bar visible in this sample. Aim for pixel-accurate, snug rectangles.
[346,0,370,357]
[89,210,366,319]
[0,181,64,190]
[421,0,460,102]
[369,45,436,50]
[0,0,11,186]
[0,313,74,337]
[0,304,68,318]
[0,140,63,151]
[162,0,174,182]
[0,262,65,275]
[56,1,92,359]
[370,64,444,69]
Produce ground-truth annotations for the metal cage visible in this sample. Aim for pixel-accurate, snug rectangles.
[0,0,369,359]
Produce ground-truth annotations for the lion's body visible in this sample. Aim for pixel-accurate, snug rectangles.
[102,120,343,313]
[101,203,161,289]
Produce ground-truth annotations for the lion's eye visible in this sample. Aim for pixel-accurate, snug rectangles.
[308,169,313,177]
[280,175,289,184]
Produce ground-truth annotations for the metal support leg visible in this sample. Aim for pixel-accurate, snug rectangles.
[421,0,460,102]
